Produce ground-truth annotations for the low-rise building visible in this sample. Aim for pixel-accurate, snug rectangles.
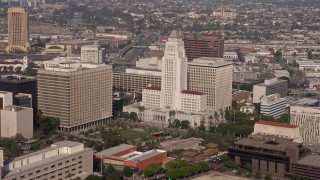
[228,134,302,178]
[1,105,33,138]
[94,144,169,170]
[290,106,320,144]
[0,141,93,180]
[0,91,13,109]
[260,93,286,118]
[45,45,65,55]
[81,45,106,64]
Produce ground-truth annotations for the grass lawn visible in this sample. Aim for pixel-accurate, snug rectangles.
[119,129,147,141]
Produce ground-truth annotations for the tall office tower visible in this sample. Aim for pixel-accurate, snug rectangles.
[0,91,13,109]
[5,7,30,53]
[38,63,112,132]
[181,32,224,61]
[188,57,232,110]
[81,45,106,64]
[160,30,188,110]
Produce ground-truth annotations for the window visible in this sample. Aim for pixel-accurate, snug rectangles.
[44,167,48,170]
[58,173,62,176]
[78,156,82,159]
[20,176,25,179]
[58,163,62,166]
[72,158,76,161]
[36,170,41,173]
[65,160,69,163]
[51,165,55,168]
[51,176,55,179]
[28,173,33,176]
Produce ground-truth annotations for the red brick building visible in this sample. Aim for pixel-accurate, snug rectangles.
[181,32,224,61]
[94,144,169,170]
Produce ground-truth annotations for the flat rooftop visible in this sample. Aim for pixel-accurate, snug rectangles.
[235,135,301,152]
[296,154,320,167]
[0,75,36,83]
[256,121,298,129]
[94,144,136,156]
[126,149,166,162]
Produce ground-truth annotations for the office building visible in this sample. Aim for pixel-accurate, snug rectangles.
[0,141,93,180]
[0,75,37,119]
[1,105,33,138]
[228,134,302,178]
[253,121,301,142]
[233,66,268,82]
[290,106,320,144]
[212,9,237,19]
[95,144,169,170]
[5,7,30,53]
[14,93,32,108]
[113,69,161,92]
[181,32,224,61]
[38,63,112,132]
[291,154,320,180]
[81,45,106,64]
[136,57,162,70]
[0,91,13,109]
[260,93,286,118]
[188,57,232,110]
[253,78,288,103]
[124,30,217,128]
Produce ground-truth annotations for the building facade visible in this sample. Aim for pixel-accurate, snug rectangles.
[290,106,320,144]
[81,45,106,63]
[0,91,13,109]
[188,57,232,110]
[38,63,113,131]
[5,7,30,53]
[1,105,33,139]
[253,78,288,103]
[228,135,302,178]
[113,69,161,92]
[181,32,224,61]
[260,93,286,118]
[0,141,93,180]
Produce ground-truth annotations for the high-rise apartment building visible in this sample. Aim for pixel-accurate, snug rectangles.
[5,7,30,53]
[81,45,106,63]
[290,106,320,144]
[38,63,113,132]
[188,57,232,110]
[0,141,93,180]
[181,32,224,61]
[253,78,288,103]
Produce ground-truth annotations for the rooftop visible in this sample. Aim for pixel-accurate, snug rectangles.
[144,86,161,91]
[235,134,301,152]
[188,57,232,67]
[256,121,298,129]
[94,144,136,157]
[296,154,320,167]
[0,75,36,83]
[126,149,166,162]
[181,90,205,95]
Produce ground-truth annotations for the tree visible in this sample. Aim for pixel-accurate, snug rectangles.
[274,50,282,59]
[180,120,190,129]
[85,175,101,180]
[254,171,262,179]
[23,67,37,76]
[123,166,133,177]
[219,109,224,120]
[173,119,180,128]
[208,115,214,126]
[129,112,138,122]
[14,66,22,73]
[143,164,161,177]
[106,164,116,174]
[169,110,176,127]
[265,173,272,180]
[214,111,219,122]
[244,162,253,172]
[138,106,145,121]
[308,51,313,59]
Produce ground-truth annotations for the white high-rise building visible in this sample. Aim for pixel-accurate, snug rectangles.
[160,30,188,110]
[81,45,106,64]
[260,93,286,118]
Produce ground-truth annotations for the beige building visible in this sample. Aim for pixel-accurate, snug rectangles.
[38,63,113,132]
[0,141,93,180]
[45,45,65,55]
[1,105,33,139]
[188,57,233,111]
[212,9,237,19]
[0,91,13,109]
[5,7,30,53]
[113,69,161,92]
[290,106,320,144]
[253,78,288,103]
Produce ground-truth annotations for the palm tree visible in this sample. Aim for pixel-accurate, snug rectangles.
[219,109,224,121]
[208,115,214,126]
[214,111,219,123]
[138,106,145,121]
[169,110,175,127]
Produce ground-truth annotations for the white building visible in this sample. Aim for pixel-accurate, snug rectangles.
[253,121,301,142]
[81,45,106,63]
[0,141,93,180]
[290,106,320,144]
[136,57,162,70]
[253,78,288,103]
[1,105,33,138]
[260,93,286,118]
[124,30,218,128]
[0,91,13,108]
